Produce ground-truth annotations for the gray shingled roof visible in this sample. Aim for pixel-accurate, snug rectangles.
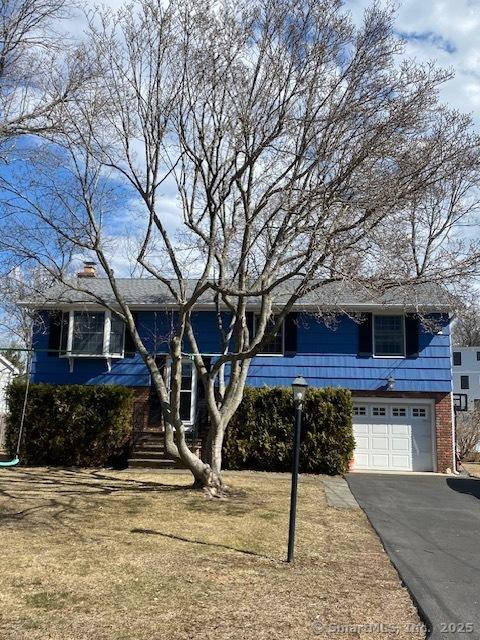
[20,278,453,310]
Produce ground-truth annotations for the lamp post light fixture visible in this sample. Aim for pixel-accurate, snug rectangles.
[287,376,309,563]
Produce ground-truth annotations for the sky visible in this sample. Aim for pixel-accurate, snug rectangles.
[71,0,480,122]
[78,0,480,276]
[347,0,480,121]
[4,0,480,281]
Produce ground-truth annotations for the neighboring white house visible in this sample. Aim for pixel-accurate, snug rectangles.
[452,346,480,413]
[0,355,19,448]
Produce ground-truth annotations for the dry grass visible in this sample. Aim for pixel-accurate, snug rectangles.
[462,462,480,478]
[0,468,424,640]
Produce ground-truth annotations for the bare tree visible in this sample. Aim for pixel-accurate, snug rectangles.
[0,0,88,151]
[0,266,48,353]
[2,0,480,494]
[456,410,480,460]
[452,303,480,347]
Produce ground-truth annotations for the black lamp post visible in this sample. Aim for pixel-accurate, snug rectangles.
[287,375,309,563]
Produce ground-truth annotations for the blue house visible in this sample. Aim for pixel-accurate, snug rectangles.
[23,267,455,473]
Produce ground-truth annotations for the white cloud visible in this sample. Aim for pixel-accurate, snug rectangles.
[64,0,480,278]
[347,0,480,122]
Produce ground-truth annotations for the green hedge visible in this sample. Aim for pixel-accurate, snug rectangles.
[6,383,134,467]
[223,387,354,475]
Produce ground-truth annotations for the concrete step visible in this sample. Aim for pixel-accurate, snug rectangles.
[135,436,165,444]
[130,450,168,460]
[135,430,163,438]
[133,438,165,447]
[127,458,180,469]
[132,444,168,458]
[133,435,164,445]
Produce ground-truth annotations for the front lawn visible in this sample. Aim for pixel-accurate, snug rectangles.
[462,462,480,477]
[0,469,423,639]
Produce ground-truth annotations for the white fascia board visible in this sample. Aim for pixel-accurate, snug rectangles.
[20,301,453,313]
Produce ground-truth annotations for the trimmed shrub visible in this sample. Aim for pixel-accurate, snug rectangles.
[5,383,134,467]
[223,386,354,475]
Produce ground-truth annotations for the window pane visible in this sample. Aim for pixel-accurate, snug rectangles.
[412,407,427,418]
[179,392,192,422]
[453,352,462,366]
[181,361,193,390]
[257,316,284,354]
[353,406,366,416]
[453,394,467,411]
[72,312,104,354]
[374,315,404,356]
[109,316,125,355]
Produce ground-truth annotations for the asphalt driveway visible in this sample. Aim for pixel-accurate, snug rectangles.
[346,474,480,640]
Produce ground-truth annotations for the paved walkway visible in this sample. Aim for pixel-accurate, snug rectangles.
[321,475,359,508]
[347,473,480,639]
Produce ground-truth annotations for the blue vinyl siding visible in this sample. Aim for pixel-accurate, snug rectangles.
[31,310,452,393]
[246,313,451,393]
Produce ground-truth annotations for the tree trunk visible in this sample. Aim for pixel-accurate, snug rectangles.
[210,424,225,476]
[169,419,225,496]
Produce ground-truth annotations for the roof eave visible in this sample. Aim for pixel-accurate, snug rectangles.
[19,300,454,313]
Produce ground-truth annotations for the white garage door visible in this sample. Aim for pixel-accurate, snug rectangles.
[352,402,434,472]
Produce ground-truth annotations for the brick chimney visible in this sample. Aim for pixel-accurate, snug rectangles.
[77,261,97,278]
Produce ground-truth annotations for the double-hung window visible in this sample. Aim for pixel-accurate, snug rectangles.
[373,315,405,357]
[60,310,125,357]
[254,315,285,355]
[167,359,196,425]
[179,360,196,423]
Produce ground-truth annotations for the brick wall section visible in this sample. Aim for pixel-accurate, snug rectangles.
[434,393,454,473]
[132,387,150,432]
[351,390,455,473]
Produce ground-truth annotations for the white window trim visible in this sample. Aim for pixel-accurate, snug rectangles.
[60,309,125,359]
[166,357,197,426]
[372,313,406,358]
[253,314,285,356]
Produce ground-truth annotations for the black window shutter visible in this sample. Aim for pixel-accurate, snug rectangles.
[405,314,419,358]
[124,312,138,357]
[358,313,373,357]
[59,313,69,353]
[284,313,298,356]
[47,311,62,357]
